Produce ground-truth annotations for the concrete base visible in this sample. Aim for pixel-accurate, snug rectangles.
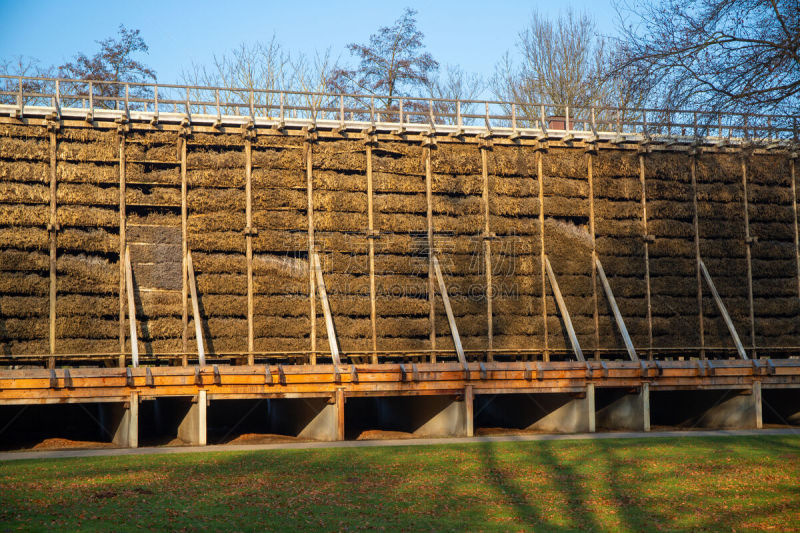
[697,385,760,430]
[596,384,650,432]
[376,395,469,438]
[475,385,596,434]
[268,396,341,441]
[651,385,761,429]
[109,392,139,448]
[177,390,207,445]
[762,385,800,426]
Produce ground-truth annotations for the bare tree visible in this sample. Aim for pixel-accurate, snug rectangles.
[493,10,644,126]
[181,37,335,118]
[59,25,155,108]
[426,65,485,125]
[611,0,800,116]
[329,8,439,112]
[0,56,54,106]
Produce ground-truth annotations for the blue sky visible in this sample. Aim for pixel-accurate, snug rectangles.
[0,0,619,88]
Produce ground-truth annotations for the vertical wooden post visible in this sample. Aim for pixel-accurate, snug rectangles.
[180,135,189,366]
[480,143,493,360]
[306,137,317,364]
[425,144,436,362]
[587,152,599,359]
[118,132,127,368]
[366,142,378,363]
[791,154,800,299]
[639,152,654,359]
[741,154,756,356]
[690,152,705,357]
[48,125,57,369]
[537,148,549,361]
[245,138,254,365]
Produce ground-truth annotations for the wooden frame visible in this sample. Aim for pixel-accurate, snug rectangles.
[699,259,748,360]
[432,255,469,374]
[186,250,206,366]
[595,258,638,361]
[124,245,139,368]
[312,251,342,370]
[544,255,585,362]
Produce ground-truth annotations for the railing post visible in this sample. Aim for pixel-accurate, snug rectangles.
[17,76,23,115]
[399,98,404,126]
[54,79,60,115]
[153,85,159,121]
[250,89,255,119]
[456,100,462,129]
[124,84,130,118]
[339,94,344,127]
[185,86,191,120]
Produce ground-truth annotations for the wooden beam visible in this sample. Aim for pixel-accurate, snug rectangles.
[312,251,342,368]
[544,255,584,361]
[186,250,206,366]
[588,152,599,359]
[124,246,139,368]
[595,258,638,361]
[245,138,254,365]
[480,143,493,360]
[306,140,317,364]
[699,259,748,360]
[741,154,756,356]
[791,154,800,299]
[367,143,377,364]
[432,255,469,373]
[425,145,436,362]
[690,153,705,357]
[537,149,549,361]
[48,125,57,369]
[180,135,189,367]
[639,152,654,359]
[118,131,126,368]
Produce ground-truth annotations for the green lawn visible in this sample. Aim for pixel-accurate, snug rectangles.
[1,436,798,532]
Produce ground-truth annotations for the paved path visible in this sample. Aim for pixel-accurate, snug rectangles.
[1,428,797,462]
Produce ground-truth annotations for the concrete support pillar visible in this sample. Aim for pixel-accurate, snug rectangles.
[268,395,342,441]
[696,387,760,429]
[178,390,207,445]
[596,383,651,432]
[465,386,474,437]
[528,385,595,433]
[413,396,470,438]
[110,391,139,448]
[754,381,762,430]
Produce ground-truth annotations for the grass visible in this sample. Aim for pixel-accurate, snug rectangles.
[0,435,798,532]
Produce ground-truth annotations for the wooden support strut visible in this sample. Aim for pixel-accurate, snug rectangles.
[312,251,342,370]
[306,139,317,364]
[245,137,254,365]
[537,149,549,361]
[690,153,705,357]
[432,255,469,374]
[48,123,57,369]
[544,255,585,362]
[741,154,757,356]
[595,258,638,361]
[180,135,189,366]
[639,152,654,359]
[588,152,600,359]
[480,142,493,360]
[118,131,126,368]
[791,154,800,299]
[366,143,378,363]
[699,259,749,360]
[124,246,139,368]
[425,144,436,362]
[186,250,206,366]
